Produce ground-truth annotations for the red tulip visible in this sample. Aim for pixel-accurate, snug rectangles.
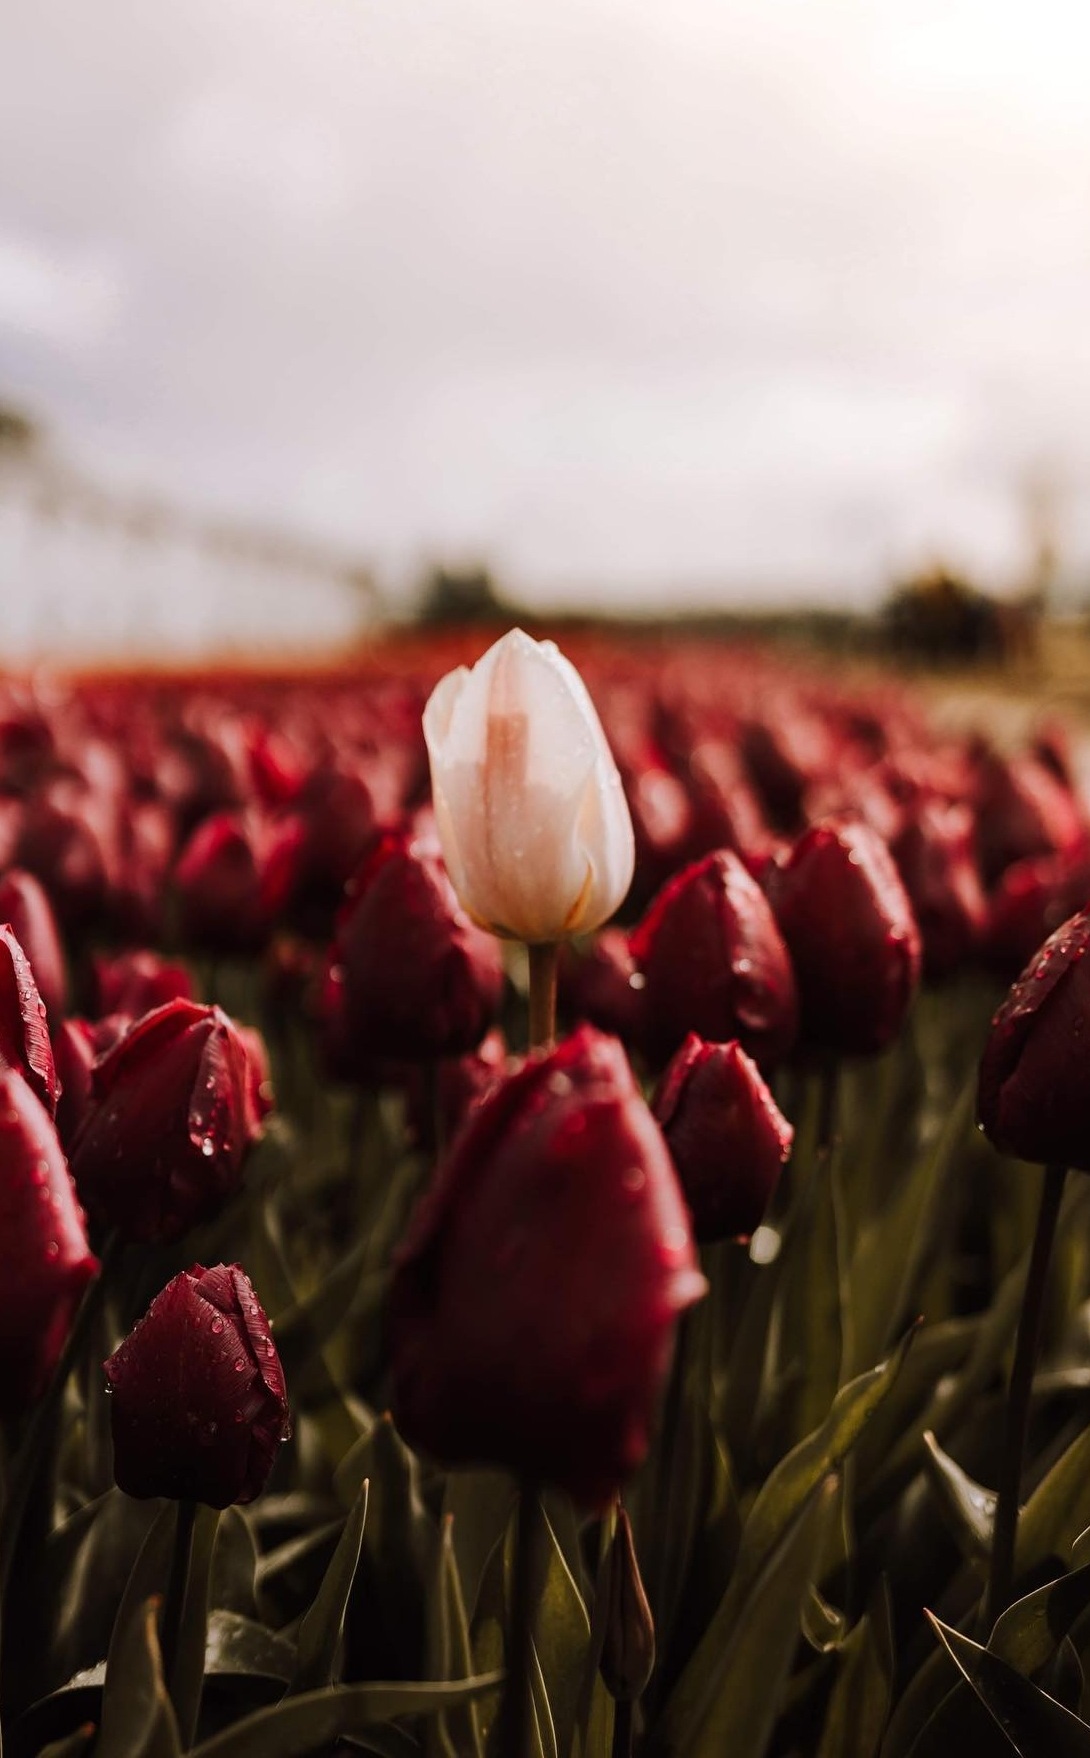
[104,1262,290,1506]
[391,1024,705,1507]
[0,1070,98,1415]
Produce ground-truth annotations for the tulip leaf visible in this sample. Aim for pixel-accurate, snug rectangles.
[922,1431,995,1564]
[816,1588,894,1758]
[987,1561,1090,1677]
[775,1118,845,1446]
[651,1474,838,1758]
[1015,1423,1090,1584]
[338,1414,437,1682]
[526,1503,592,1758]
[441,1469,518,1623]
[928,1612,1090,1755]
[186,1673,504,1758]
[271,1242,388,1387]
[210,1508,260,1619]
[291,1479,369,1694]
[205,1610,297,1683]
[863,1251,1027,1503]
[425,1512,484,1758]
[846,1073,977,1378]
[97,1596,182,1758]
[36,1730,98,1758]
[897,1681,1016,1758]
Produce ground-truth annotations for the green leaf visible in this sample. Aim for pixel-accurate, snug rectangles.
[846,1072,977,1377]
[929,1612,1090,1755]
[658,1333,911,1753]
[291,1479,369,1694]
[441,1470,518,1623]
[426,1512,484,1758]
[97,1597,182,1758]
[817,1588,894,1758]
[335,1413,437,1681]
[36,1729,98,1758]
[187,1674,504,1758]
[271,1241,388,1387]
[651,1475,838,1758]
[989,1562,1090,1677]
[211,1508,260,1620]
[1016,1425,1090,1581]
[773,1116,845,1449]
[525,1503,592,1758]
[923,1431,995,1564]
[205,1610,297,1683]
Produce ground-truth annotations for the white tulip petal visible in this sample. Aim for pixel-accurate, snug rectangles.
[422,628,635,942]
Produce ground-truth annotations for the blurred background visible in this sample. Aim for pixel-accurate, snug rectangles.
[2,0,1090,661]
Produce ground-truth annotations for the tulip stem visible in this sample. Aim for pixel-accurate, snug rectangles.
[499,1483,546,1758]
[161,1499,197,1720]
[984,1160,1066,1632]
[612,1698,634,1758]
[527,943,559,1048]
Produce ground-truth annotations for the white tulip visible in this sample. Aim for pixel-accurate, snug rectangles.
[423,628,636,944]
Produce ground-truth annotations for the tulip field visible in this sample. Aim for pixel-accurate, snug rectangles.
[4,625,1090,1757]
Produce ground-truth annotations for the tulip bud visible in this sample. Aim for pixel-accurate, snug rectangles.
[91,948,194,1020]
[331,830,504,1065]
[653,1034,793,1242]
[558,929,647,1045]
[974,752,1087,886]
[767,817,920,1056]
[53,1013,129,1150]
[174,810,304,954]
[0,922,58,1115]
[629,850,798,1069]
[423,629,635,943]
[104,1262,290,1507]
[0,869,67,1024]
[391,1024,705,1508]
[0,1069,98,1415]
[984,850,1090,978]
[890,800,988,982]
[71,1000,269,1243]
[978,908,1090,1169]
[599,1506,656,1702]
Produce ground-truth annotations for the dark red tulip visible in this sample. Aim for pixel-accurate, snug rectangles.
[391,1024,705,1508]
[91,949,194,1020]
[16,781,119,928]
[630,850,798,1069]
[174,810,304,954]
[978,908,1090,1170]
[104,1262,290,1507]
[0,923,58,1115]
[974,752,1087,886]
[985,850,1090,978]
[890,800,988,981]
[332,831,504,1066]
[53,1013,130,1150]
[767,817,920,1056]
[559,929,647,1046]
[405,1028,510,1151]
[0,1069,98,1416]
[71,1001,269,1243]
[0,869,67,1024]
[653,1034,793,1242]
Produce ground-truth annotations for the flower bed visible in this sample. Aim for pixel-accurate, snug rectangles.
[0,628,1088,1757]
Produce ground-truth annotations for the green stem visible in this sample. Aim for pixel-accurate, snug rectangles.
[527,943,559,1049]
[984,1161,1066,1632]
[161,1500,197,1726]
[498,1485,545,1758]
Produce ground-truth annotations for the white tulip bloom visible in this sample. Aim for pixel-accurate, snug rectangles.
[423,629,636,944]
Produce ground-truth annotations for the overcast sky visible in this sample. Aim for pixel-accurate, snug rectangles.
[2,0,1090,645]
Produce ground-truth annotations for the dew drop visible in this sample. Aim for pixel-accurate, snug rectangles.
[200,1137,215,1157]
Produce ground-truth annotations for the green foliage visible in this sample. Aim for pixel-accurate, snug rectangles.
[13,968,1090,1756]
